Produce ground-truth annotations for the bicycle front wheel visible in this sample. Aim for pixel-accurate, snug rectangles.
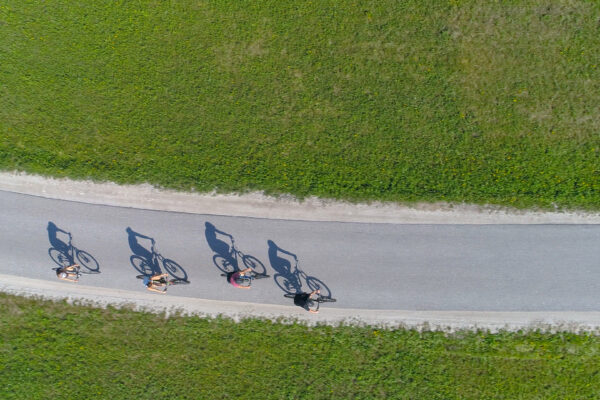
[251,273,269,280]
[169,279,190,286]
[317,297,337,303]
[305,276,332,298]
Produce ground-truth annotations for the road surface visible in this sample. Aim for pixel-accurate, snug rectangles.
[2,189,599,313]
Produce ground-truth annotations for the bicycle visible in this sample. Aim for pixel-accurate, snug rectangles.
[130,240,187,281]
[213,238,266,275]
[284,292,336,312]
[55,264,82,282]
[220,269,270,288]
[49,232,99,273]
[136,274,190,287]
[273,257,330,298]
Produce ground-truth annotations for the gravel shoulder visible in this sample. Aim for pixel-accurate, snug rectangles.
[3,274,600,333]
[2,171,600,224]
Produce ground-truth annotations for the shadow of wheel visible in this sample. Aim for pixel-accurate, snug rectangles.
[163,259,187,281]
[213,255,235,274]
[76,249,100,274]
[274,273,301,294]
[130,255,154,275]
[242,255,266,275]
[49,248,72,268]
[305,276,332,298]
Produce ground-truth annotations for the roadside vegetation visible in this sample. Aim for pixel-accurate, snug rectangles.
[1,293,599,399]
[1,0,599,209]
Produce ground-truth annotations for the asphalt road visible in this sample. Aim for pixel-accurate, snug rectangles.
[2,189,599,311]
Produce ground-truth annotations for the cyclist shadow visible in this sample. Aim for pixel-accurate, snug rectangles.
[47,221,101,274]
[204,221,267,275]
[126,227,188,281]
[267,240,332,298]
[205,222,238,272]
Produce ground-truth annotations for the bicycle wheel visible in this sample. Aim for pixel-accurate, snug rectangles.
[305,276,332,298]
[131,255,154,275]
[251,272,269,280]
[213,255,235,274]
[76,249,100,273]
[284,293,296,299]
[274,273,299,294]
[242,255,266,275]
[49,248,72,268]
[317,297,337,303]
[162,258,187,281]
[169,279,190,286]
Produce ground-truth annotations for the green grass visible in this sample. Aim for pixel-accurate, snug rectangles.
[1,293,599,399]
[0,0,598,209]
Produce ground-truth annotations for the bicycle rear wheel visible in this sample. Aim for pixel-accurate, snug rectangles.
[49,248,72,268]
[163,258,187,281]
[284,293,296,299]
[213,255,235,274]
[131,255,154,275]
[274,273,298,294]
[76,249,100,273]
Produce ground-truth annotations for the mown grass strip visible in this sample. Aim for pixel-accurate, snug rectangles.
[1,293,599,399]
[0,0,598,209]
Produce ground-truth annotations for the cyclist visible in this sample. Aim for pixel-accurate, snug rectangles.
[56,264,80,283]
[142,273,169,294]
[292,289,320,313]
[228,267,252,289]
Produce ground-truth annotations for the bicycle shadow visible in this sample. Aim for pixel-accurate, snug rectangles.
[204,222,267,278]
[126,227,188,281]
[205,222,237,271]
[267,240,332,298]
[47,221,101,274]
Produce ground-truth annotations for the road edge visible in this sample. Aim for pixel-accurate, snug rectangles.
[2,274,599,333]
[1,171,600,224]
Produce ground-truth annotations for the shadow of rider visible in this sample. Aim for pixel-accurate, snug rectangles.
[47,222,73,264]
[205,222,237,268]
[126,227,158,274]
[267,240,299,286]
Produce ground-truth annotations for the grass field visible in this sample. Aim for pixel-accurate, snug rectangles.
[1,293,599,399]
[0,0,599,209]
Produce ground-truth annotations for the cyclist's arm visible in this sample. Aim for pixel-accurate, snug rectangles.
[214,227,233,239]
[65,264,80,272]
[238,267,252,276]
[54,226,70,235]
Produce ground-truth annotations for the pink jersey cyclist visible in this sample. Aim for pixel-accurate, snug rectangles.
[228,268,252,289]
